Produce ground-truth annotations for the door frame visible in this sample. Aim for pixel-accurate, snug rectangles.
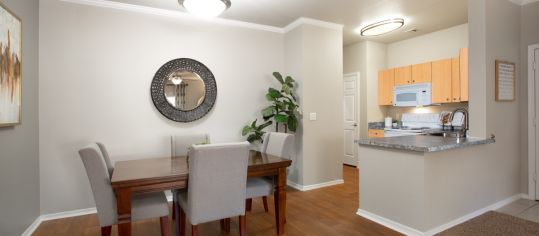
[528,43,539,200]
[343,72,361,167]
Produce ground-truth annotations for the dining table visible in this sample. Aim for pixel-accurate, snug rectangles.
[111,150,292,236]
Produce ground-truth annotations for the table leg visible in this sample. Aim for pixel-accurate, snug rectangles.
[273,167,287,235]
[116,188,132,236]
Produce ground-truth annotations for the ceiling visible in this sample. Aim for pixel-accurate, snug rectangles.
[108,0,468,45]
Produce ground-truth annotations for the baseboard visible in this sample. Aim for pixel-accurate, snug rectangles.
[356,193,524,236]
[287,179,344,191]
[356,209,425,236]
[21,208,97,236]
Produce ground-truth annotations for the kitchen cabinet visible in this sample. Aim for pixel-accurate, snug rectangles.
[394,66,412,86]
[459,48,469,101]
[411,62,432,84]
[368,129,384,138]
[378,69,395,106]
[431,59,452,103]
[451,57,461,102]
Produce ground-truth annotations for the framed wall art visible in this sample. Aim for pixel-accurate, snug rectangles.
[0,1,22,126]
[495,60,516,102]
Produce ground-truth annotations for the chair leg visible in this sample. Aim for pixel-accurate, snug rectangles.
[177,206,186,236]
[246,198,252,211]
[239,215,246,236]
[101,226,112,236]
[172,202,176,220]
[160,216,170,236]
[220,218,230,233]
[262,196,269,212]
[191,225,198,236]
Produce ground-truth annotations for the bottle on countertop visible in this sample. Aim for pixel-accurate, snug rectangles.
[385,116,393,128]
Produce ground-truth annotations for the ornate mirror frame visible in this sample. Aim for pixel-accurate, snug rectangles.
[151,58,217,122]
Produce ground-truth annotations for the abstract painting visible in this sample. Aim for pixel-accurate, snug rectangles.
[0,2,21,126]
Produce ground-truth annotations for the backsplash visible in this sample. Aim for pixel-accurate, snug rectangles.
[385,102,468,121]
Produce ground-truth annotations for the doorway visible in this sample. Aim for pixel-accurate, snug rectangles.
[528,44,539,200]
[343,73,360,167]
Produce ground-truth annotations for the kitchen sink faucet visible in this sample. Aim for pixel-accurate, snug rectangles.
[449,107,469,138]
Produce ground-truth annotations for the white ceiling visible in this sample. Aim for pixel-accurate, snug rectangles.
[107,0,468,45]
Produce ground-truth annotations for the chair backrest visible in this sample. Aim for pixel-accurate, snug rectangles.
[262,132,295,159]
[187,142,249,225]
[96,142,114,177]
[171,134,210,157]
[79,143,116,227]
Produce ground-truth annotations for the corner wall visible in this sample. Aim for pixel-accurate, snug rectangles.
[0,0,40,235]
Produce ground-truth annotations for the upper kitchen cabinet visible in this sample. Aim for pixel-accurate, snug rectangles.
[459,48,469,101]
[451,57,461,102]
[394,66,412,86]
[378,69,395,106]
[411,62,432,84]
[431,59,452,103]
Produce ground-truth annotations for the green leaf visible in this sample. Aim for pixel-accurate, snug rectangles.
[274,114,288,123]
[285,76,295,84]
[262,106,276,119]
[251,119,257,128]
[287,115,298,132]
[247,134,260,143]
[282,84,291,94]
[259,120,273,130]
[268,88,282,98]
[242,126,252,136]
[273,72,284,84]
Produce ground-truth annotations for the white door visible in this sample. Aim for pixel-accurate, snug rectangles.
[343,73,359,166]
[535,48,539,199]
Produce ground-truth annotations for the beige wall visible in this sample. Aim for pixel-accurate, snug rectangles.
[0,0,40,235]
[519,1,539,195]
[387,24,469,68]
[39,0,285,214]
[285,24,344,186]
[343,41,387,138]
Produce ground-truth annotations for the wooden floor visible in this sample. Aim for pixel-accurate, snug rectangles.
[33,166,400,236]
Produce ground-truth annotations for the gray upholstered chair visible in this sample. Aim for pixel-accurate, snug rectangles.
[170,134,210,220]
[246,132,295,212]
[175,142,249,236]
[79,143,170,236]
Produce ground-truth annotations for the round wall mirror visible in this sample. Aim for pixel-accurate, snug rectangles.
[164,70,206,111]
[151,58,217,122]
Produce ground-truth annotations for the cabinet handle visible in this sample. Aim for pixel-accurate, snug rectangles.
[412,80,415,83]
[446,98,449,101]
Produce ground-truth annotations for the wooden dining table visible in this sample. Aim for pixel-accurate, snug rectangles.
[111,150,292,236]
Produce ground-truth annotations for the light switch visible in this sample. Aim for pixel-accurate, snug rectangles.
[309,112,317,121]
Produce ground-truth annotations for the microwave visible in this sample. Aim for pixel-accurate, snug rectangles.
[393,83,432,107]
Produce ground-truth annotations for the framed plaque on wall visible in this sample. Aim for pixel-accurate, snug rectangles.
[495,60,516,102]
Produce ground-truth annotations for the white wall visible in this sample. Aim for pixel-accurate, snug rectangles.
[387,24,469,68]
[0,0,40,235]
[39,0,284,214]
[343,41,387,138]
[285,24,344,186]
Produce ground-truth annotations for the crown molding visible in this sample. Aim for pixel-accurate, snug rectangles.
[508,0,539,6]
[283,17,344,33]
[60,0,284,33]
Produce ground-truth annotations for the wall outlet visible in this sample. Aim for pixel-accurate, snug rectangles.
[309,112,317,121]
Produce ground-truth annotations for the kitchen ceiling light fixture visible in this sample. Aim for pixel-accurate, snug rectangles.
[179,0,231,18]
[360,18,405,36]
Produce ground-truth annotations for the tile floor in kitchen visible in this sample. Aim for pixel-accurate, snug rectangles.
[497,198,539,222]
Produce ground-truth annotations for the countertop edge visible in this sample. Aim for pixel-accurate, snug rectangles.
[357,137,496,153]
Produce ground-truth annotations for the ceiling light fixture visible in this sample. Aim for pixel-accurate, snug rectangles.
[360,18,405,36]
[179,0,231,18]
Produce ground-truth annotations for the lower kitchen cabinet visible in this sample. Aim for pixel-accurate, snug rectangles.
[368,129,384,138]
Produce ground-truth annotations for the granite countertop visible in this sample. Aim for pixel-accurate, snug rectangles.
[368,122,385,130]
[357,135,495,152]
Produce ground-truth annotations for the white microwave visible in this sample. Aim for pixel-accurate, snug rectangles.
[393,83,432,107]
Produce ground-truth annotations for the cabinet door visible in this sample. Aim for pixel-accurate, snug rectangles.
[411,62,432,84]
[459,48,469,101]
[451,57,461,102]
[394,66,412,86]
[432,59,452,103]
[378,69,395,106]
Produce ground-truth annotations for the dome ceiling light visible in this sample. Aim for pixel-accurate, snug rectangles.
[360,18,405,36]
[179,0,231,18]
